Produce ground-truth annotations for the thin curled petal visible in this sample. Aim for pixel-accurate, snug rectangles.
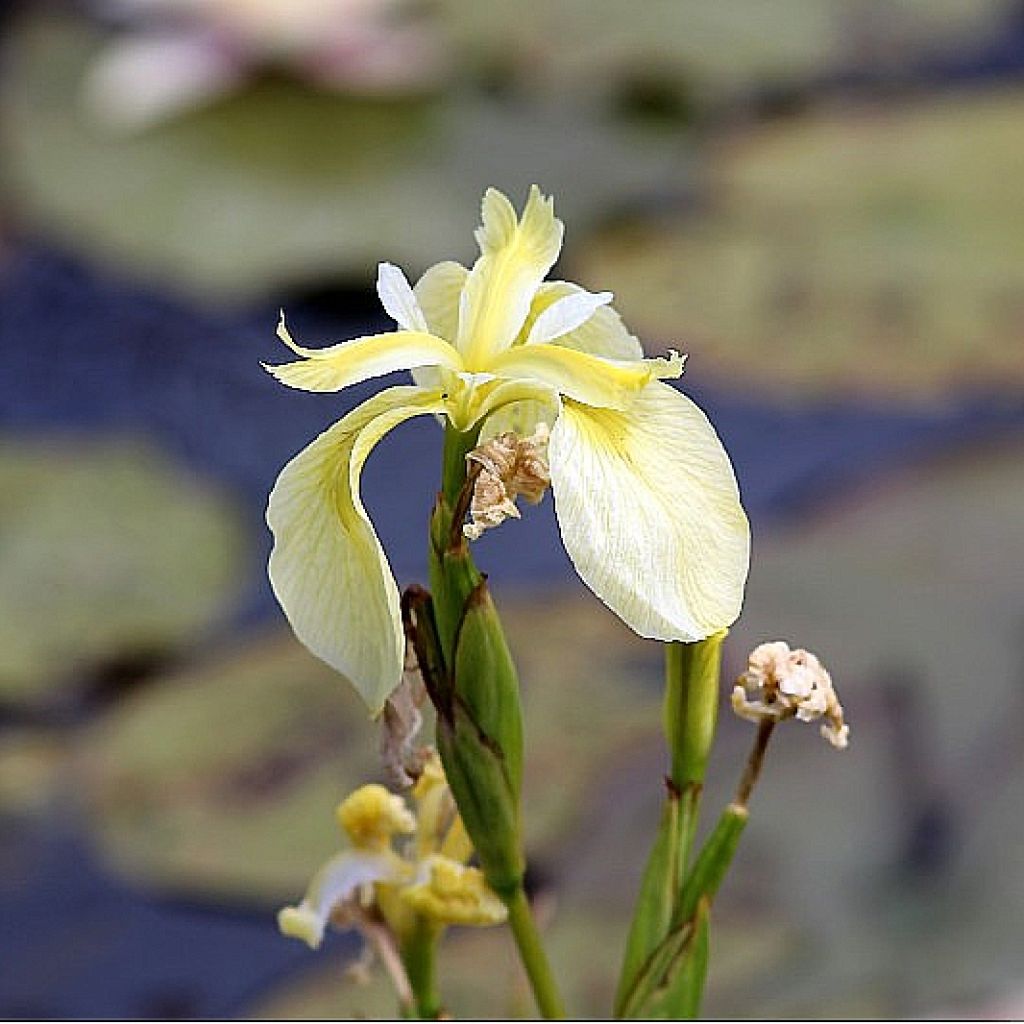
[520,281,645,360]
[457,186,564,365]
[489,343,683,410]
[265,314,462,393]
[377,262,428,332]
[266,386,447,712]
[277,850,402,949]
[548,382,750,640]
[524,288,613,345]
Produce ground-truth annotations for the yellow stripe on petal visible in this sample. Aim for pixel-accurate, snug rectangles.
[267,386,447,712]
[264,313,462,393]
[548,382,750,640]
[490,343,683,410]
[457,186,564,367]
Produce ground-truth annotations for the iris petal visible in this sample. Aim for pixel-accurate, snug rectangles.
[278,850,402,949]
[489,343,683,410]
[457,186,563,366]
[264,313,462,393]
[548,382,750,640]
[267,386,447,712]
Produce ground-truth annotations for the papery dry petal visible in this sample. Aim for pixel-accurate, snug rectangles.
[732,641,849,749]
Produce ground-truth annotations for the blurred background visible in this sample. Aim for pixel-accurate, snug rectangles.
[1,0,1023,1017]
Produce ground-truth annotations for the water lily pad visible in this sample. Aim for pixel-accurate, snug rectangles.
[1,13,682,300]
[76,593,664,902]
[0,437,246,705]
[453,0,1012,108]
[576,88,1024,402]
[76,632,381,901]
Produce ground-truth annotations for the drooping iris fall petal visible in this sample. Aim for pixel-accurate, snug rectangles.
[266,386,447,712]
[547,381,750,641]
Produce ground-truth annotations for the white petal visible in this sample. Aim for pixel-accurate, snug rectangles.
[523,282,644,360]
[267,386,446,712]
[377,262,429,332]
[278,850,400,949]
[548,382,749,640]
[525,289,612,345]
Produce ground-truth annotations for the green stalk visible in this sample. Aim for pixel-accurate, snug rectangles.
[506,887,567,1020]
[664,634,726,872]
[615,634,725,1017]
[424,423,565,1019]
[400,918,443,1020]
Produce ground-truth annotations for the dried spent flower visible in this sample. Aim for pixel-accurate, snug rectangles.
[379,644,429,789]
[731,641,849,749]
[464,423,551,541]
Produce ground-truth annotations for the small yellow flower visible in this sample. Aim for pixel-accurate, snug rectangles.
[278,754,506,950]
[401,856,506,926]
[337,784,416,850]
[266,186,750,713]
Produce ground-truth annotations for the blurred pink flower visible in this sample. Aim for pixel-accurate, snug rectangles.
[83,0,446,130]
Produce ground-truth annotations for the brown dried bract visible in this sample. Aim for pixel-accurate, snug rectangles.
[463,424,550,541]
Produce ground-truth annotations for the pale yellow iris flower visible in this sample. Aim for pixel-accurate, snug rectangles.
[266,186,750,713]
[278,756,505,949]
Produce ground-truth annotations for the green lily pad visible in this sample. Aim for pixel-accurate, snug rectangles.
[453,0,1012,107]
[76,632,381,901]
[0,437,246,704]
[76,593,664,902]
[1,12,683,300]
[575,87,1024,402]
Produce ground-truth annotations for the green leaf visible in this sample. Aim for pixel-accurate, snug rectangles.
[614,792,684,1016]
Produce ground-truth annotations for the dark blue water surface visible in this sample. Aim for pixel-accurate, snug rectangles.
[2,242,1024,1018]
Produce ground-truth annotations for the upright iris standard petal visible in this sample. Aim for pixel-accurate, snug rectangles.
[456,186,564,367]
[548,382,750,641]
[265,314,462,393]
[267,386,447,712]
[489,343,684,410]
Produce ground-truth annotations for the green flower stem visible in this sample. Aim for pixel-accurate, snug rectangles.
[506,885,567,1020]
[400,918,443,1020]
[426,423,565,1019]
[664,634,726,873]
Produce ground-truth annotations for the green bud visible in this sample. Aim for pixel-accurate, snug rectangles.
[664,632,726,790]
[436,697,524,898]
[423,424,527,900]
[451,578,523,792]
